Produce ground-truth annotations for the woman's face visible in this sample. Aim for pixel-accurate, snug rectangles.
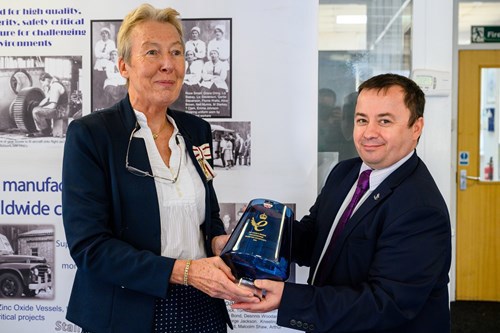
[209,50,220,62]
[215,29,223,40]
[110,51,118,62]
[119,20,185,110]
[185,50,195,62]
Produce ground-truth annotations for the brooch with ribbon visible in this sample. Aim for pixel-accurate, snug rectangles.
[193,143,217,181]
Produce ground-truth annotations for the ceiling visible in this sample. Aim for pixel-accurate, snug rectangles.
[318,0,500,50]
[458,1,500,44]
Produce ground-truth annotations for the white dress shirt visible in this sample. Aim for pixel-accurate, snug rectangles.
[312,151,415,283]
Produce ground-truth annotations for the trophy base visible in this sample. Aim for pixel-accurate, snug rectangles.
[237,277,255,289]
[237,277,266,300]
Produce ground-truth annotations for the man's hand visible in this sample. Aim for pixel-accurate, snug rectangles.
[212,234,230,256]
[232,279,284,313]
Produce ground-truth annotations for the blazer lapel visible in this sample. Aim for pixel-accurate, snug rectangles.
[170,112,210,184]
[319,153,420,277]
[333,186,392,252]
[315,167,359,251]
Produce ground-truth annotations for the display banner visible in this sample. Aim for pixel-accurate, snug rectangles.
[0,1,317,332]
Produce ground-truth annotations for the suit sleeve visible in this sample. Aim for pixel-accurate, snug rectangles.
[277,206,451,332]
[62,120,172,298]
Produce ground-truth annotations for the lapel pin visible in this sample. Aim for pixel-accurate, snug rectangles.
[373,193,380,200]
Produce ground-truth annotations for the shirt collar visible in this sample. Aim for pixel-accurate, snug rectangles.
[133,110,180,140]
[360,150,415,191]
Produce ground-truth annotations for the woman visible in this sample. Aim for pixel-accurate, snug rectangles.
[93,26,116,109]
[221,135,233,169]
[102,48,127,106]
[62,4,257,333]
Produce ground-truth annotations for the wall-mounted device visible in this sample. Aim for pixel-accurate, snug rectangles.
[411,69,451,96]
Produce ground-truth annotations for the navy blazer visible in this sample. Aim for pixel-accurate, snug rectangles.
[278,153,451,333]
[62,96,230,333]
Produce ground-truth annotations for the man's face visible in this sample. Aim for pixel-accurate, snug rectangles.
[353,86,423,169]
[40,78,50,89]
[119,20,185,110]
[191,30,199,40]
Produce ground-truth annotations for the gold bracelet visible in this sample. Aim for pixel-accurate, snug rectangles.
[183,260,192,286]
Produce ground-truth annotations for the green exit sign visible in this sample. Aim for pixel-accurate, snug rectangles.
[471,26,500,43]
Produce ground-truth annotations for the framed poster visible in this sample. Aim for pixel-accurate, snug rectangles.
[91,18,232,118]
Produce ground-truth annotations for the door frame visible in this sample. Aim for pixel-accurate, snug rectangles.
[452,43,500,301]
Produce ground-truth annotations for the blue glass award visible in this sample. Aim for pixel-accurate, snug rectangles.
[220,198,293,287]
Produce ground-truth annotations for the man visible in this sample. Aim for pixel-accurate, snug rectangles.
[233,73,452,333]
[318,88,341,152]
[27,72,68,137]
[233,132,245,166]
[243,133,251,166]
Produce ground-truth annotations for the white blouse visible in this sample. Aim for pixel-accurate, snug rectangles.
[134,111,207,260]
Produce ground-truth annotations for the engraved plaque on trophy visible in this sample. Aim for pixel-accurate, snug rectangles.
[220,198,293,286]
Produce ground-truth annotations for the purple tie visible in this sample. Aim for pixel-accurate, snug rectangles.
[315,169,372,285]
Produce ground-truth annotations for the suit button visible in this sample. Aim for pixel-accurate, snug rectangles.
[296,321,303,328]
[303,323,309,330]
[309,324,315,331]
[290,319,296,326]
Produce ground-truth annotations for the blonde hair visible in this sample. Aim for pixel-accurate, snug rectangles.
[117,4,184,64]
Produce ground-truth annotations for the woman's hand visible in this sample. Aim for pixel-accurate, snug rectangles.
[171,257,260,304]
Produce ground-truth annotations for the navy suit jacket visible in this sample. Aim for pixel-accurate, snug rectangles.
[62,96,229,333]
[278,154,451,333]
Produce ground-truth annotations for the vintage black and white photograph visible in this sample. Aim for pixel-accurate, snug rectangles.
[0,224,54,298]
[209,121,250,169]
[219,202,247,235]
[0,56,82,146]
[91,20,126,112]
[220,201,296,235]
[171,18,232,118]
[91,18,232,119]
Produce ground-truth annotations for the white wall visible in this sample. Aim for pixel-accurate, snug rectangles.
[412,0,455,300]
[0,1,317,332]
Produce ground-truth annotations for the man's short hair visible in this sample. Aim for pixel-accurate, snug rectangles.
[39,72,53,81]
[358,73,425,126]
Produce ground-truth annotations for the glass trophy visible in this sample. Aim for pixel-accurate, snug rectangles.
[220,198,293,288]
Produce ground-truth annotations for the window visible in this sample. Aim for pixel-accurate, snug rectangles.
[317,0,412,189]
